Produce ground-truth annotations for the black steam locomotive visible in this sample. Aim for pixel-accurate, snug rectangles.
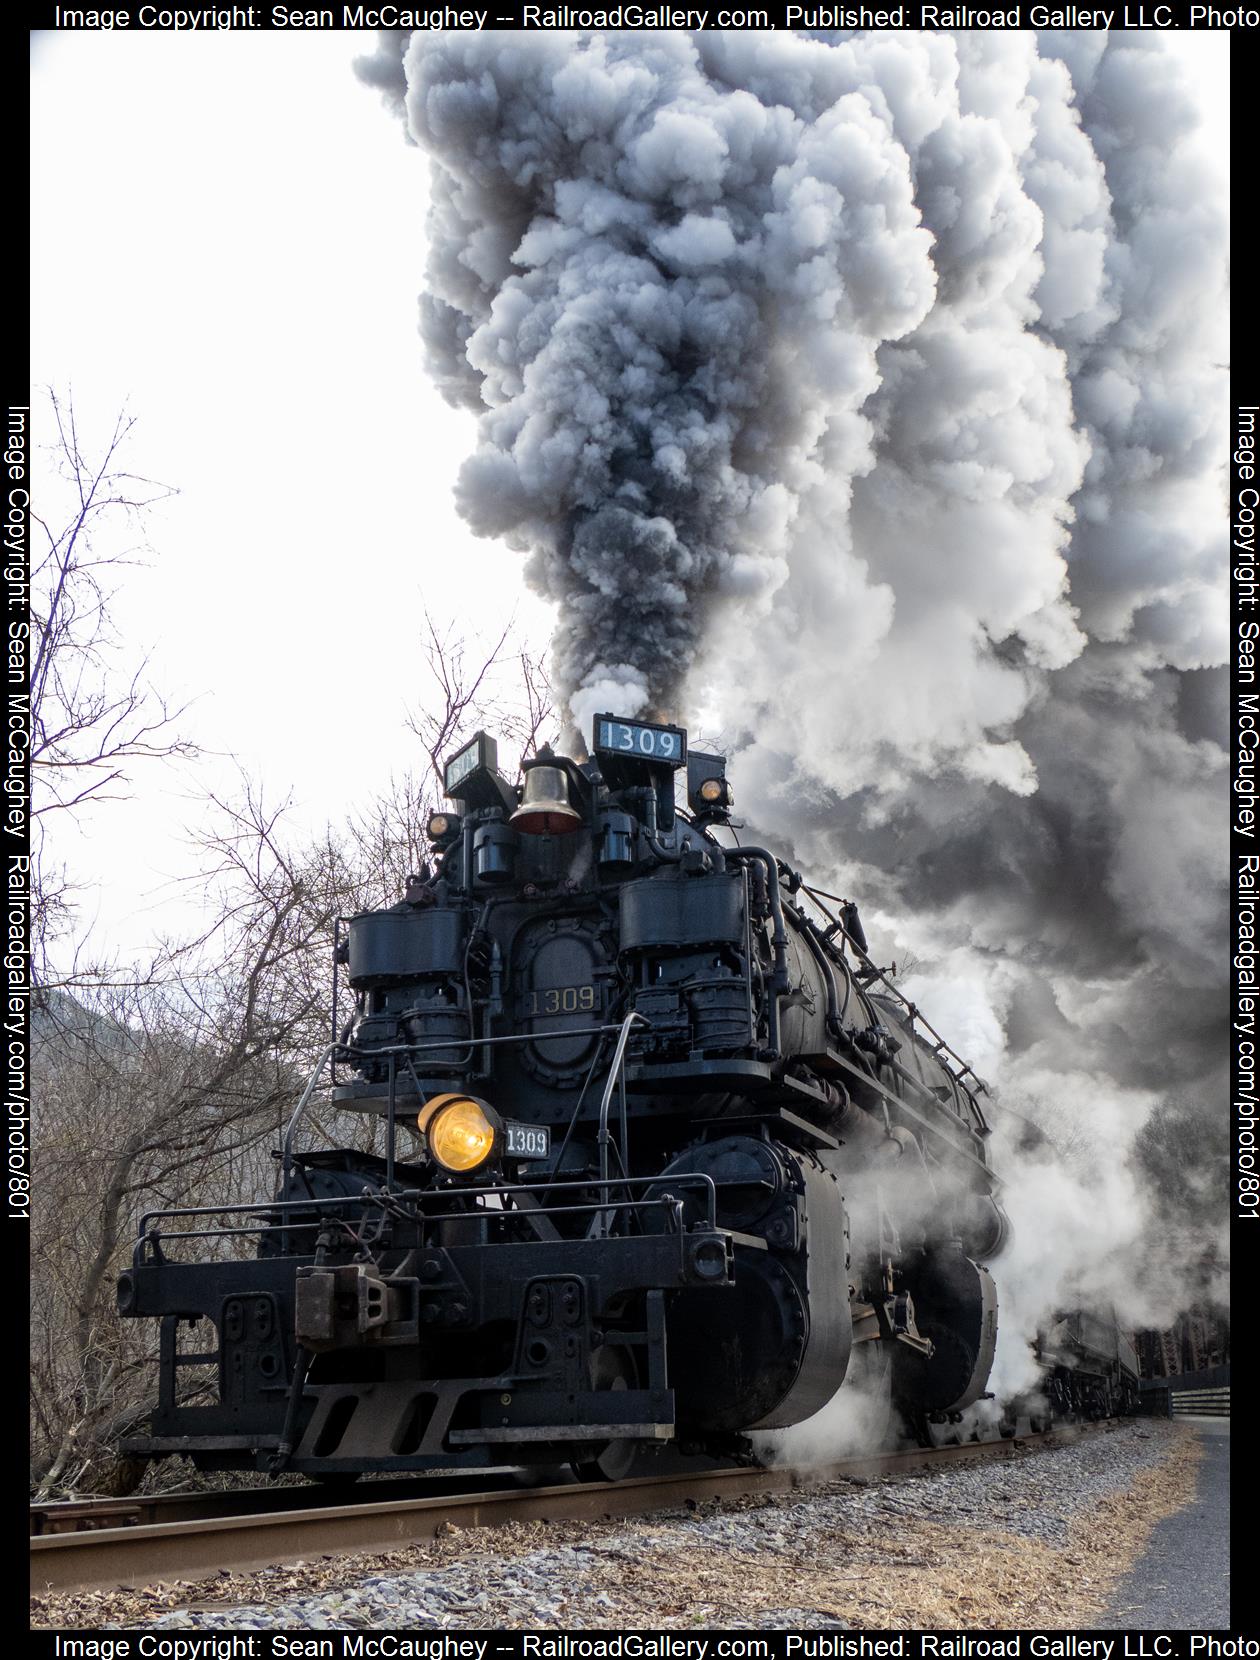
[118,718,1011,1480]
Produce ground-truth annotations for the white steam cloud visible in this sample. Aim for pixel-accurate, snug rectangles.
[359,29,1228,1420]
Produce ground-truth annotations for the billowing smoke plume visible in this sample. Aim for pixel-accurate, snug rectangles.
[365,30,964,725]
[359,30,1228,1399]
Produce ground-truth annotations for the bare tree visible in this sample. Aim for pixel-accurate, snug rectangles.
[31,618,554,1495]
[406,613,554,792]
[32,996,303,1494]
[30,800,343,1497]
[30,391,196,991]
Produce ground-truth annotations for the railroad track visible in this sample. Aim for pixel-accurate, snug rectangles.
[32,1433,1065,1597]
[31,1469,529,1537]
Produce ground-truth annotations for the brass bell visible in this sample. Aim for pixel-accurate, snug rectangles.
[510,765,582,836]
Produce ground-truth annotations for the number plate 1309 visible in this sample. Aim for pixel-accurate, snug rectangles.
[504,1122,551,1160]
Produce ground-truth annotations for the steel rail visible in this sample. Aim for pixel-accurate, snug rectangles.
[30,1432,1074,1597]
[30,1470,523,1535]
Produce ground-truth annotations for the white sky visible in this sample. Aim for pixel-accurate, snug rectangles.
[28,28,1229,965]
[31,30,559,961]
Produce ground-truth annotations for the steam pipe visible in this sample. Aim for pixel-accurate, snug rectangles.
[726,846,789,1059]
[728,848,789,987]
[641,788,682,862]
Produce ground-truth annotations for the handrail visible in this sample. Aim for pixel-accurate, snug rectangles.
[281,1045,339,1190]
[134,1195,708,1259]
[133,1171,720,1266]
[591,1011,649,1239]
[597,1011,648,1189]
[337,1024,639,1060]
[138,1170,717,1235]
[797,879,991,1107]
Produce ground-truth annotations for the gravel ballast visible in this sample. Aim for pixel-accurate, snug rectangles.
[32,1422,1202,1632]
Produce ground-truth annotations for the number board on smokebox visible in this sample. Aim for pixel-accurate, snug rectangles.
[593,715,687,768]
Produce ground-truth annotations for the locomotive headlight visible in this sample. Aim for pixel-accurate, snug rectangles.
[698,778,726,804]
[421,1094,501,1175]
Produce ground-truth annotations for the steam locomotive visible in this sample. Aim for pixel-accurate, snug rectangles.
[118,717,1011,1481]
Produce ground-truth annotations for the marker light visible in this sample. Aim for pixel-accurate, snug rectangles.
[421,1094,500,1174]
[426,811,461,844]
[687,751,732,818]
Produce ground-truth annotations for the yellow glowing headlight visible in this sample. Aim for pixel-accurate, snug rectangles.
[422,1095,499,1174]
[699,778,725,803]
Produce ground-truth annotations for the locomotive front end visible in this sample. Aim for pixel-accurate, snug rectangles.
[118,715,1011,1479]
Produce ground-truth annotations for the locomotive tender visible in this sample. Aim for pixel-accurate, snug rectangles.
[1036,1312,1142,1424]
[118,718,1011,1479]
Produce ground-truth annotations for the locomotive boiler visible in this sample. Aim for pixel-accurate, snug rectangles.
[118,717,1011,1480]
